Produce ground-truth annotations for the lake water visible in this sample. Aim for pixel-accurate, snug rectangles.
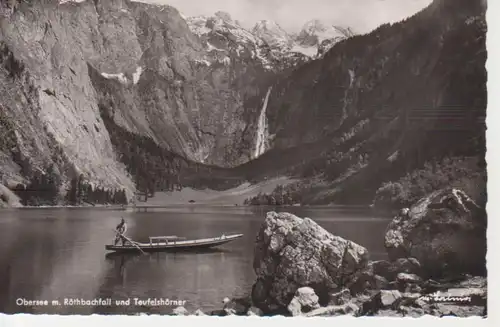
[0,206,391,315]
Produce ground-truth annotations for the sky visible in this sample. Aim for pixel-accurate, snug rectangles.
[138,0,433,34]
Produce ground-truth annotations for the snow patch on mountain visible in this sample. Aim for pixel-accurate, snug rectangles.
[222,56,231,66]
[187,15,212,35]
[188,12,259,45]
[132,66,143,85]
[295,20,356,57]
[289,44,318,57]
[186,13,355,70]
[101,72,128,84]
[194,59,212,67]
[186,12,275,70]
[59,0,86,3]
[298,20,340,45]
[206,42,224,52]
[251,18,355,59]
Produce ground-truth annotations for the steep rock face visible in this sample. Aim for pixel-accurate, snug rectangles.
[88,3,260,167]
[252,211,369,312]
[0,2,136,197]
[266,0,486,150]
[0,0,291,203]
[88,1,274,167]
[384,188,487,277]
[184,11,282,162]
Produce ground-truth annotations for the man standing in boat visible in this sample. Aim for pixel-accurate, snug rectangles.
[114,218,128,246]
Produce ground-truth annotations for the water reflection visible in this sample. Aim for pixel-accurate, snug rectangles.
[0,206,391,314]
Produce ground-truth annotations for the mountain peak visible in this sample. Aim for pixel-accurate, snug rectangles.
[252,20,291,49]
[295,19,355,50]
[302,19,328,33]
[214,11,233,22]
[254,20,282,31]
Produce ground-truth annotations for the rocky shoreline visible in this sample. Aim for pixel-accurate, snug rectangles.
[169,273,486,317]
[169,188,487,318]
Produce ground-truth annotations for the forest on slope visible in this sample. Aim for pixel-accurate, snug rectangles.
[243,0,487,208]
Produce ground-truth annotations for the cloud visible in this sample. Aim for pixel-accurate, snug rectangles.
[138,0,433,33]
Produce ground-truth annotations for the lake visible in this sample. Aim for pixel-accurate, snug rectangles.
[0,206,391,314]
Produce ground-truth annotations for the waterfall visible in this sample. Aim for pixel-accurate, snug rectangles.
[348,69,355,87]
[341,69,356,120]
[253,87,272,159]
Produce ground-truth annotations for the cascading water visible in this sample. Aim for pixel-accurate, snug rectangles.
[253,87,272,158]
[340,69,356,120]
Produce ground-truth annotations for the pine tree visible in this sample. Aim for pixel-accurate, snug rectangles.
[76,174,85,205]
[44,164,60,205]
[87,184,95,204]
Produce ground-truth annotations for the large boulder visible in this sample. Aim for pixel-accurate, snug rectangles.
[252,211,369,312]
[384,188,486,277]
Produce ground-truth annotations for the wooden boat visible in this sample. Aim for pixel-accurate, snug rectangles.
[105,233,243,253]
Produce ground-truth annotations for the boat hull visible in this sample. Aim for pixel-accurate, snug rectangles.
[105,234,243,253]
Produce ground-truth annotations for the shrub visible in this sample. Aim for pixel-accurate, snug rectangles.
[373,181,409,210]
[373,156,486,210]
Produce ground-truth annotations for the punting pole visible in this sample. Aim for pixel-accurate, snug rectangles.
[113,229,147,255]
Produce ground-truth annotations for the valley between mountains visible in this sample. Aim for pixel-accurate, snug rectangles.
[0,0,487,211]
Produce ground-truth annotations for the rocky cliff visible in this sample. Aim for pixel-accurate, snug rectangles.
[0,0,297,205]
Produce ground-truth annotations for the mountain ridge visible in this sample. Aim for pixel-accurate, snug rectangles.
[239,0,487,205]
[0,0,486,208]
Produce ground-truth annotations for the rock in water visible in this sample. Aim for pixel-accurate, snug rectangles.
[360,290,402,315]
[380,290,402,307]
[371,258,421,281]
[304,302,360,317]
[172,306,189,316]
[384,188,486,277]
[193,309,206,316]
[328,289,352,306]
[252,211,369,312]
[222,296,252,315]
[247,306,264,316]
[223,300,249,316]
[397,273,422,284]
[287,287,320,316]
